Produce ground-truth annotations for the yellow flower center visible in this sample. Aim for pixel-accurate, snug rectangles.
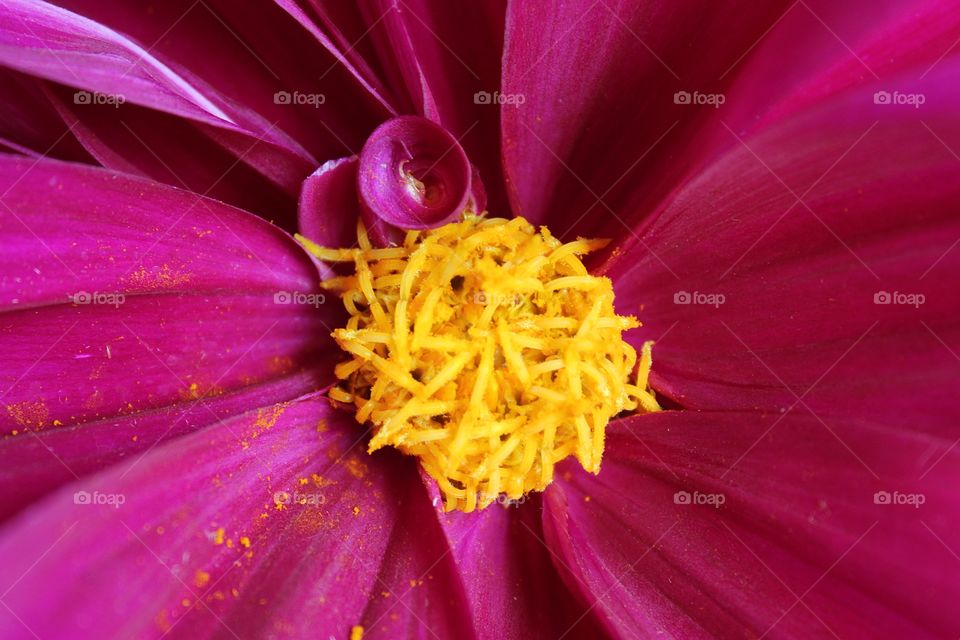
[298,215,660,512]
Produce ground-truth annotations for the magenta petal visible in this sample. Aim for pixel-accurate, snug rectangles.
[468,163,488,213]
[0,396,470,639]
[288,0,510,214]
[361,0,439,118]
[397,0,509,214]
[358,116,472,236]
[501,0,791,235]
[353,477,474,639]
[0,0,235,127]
[543,412,960,639]
[0,156,339,513]
[423,473,605,640]
[298,156,362,250]
[44,84,307,227]
[0,155,322,304]
[641,1,960,198]
[0,372,322,521]
[0,68,92,161]
[10,0,387,163]
[272,0,399,115]
[137,0,390,160]
[276,0,447,120]
[605,72,960,430]
[727,0,960,137]
[0,153,331,318]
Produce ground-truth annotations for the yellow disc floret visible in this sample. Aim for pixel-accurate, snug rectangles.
[297,214,661,512]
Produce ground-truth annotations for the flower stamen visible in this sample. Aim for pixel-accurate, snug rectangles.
[299,215,660,512]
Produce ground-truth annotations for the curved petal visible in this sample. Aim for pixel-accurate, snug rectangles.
[424,474,606,640]
[0,0,327,226]
[0,371,326,522]
[357,116,472,234]
[501,0,793,235]
[604,66,960,435]
[276,0,424,116]
[728,0,960,136]
[49,0,390,159]
[0,0,231,123]
[297,156,362,250]
[0,156,338,518]
[0,395,473,639]
[543,411,960,639]
[1,0,401,226]
[278,0,510,213]
[390,0,510,214]
[44,83,306,228]
[670,0,960,199]
[502,0,960,241]
[0,68,91,161]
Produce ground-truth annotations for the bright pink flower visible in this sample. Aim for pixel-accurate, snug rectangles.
[1,1,958,638]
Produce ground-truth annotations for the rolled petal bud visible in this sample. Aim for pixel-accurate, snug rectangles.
[358,116,472,243]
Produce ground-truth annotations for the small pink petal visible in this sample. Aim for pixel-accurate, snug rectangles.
[422,470,606,640]
[298,156,362,251]
[357,115,473,242]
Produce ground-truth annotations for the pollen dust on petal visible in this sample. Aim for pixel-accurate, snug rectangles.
[6,399,49,431]
[194,570,211,588]
[123,264,191,291]
[239,403,287,450]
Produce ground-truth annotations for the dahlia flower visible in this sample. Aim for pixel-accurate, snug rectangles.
[0,1,958,639]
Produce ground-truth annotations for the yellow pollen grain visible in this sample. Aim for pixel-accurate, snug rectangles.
[350,626,364,640]
[6,399,49,429]
[298,215,661,513]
